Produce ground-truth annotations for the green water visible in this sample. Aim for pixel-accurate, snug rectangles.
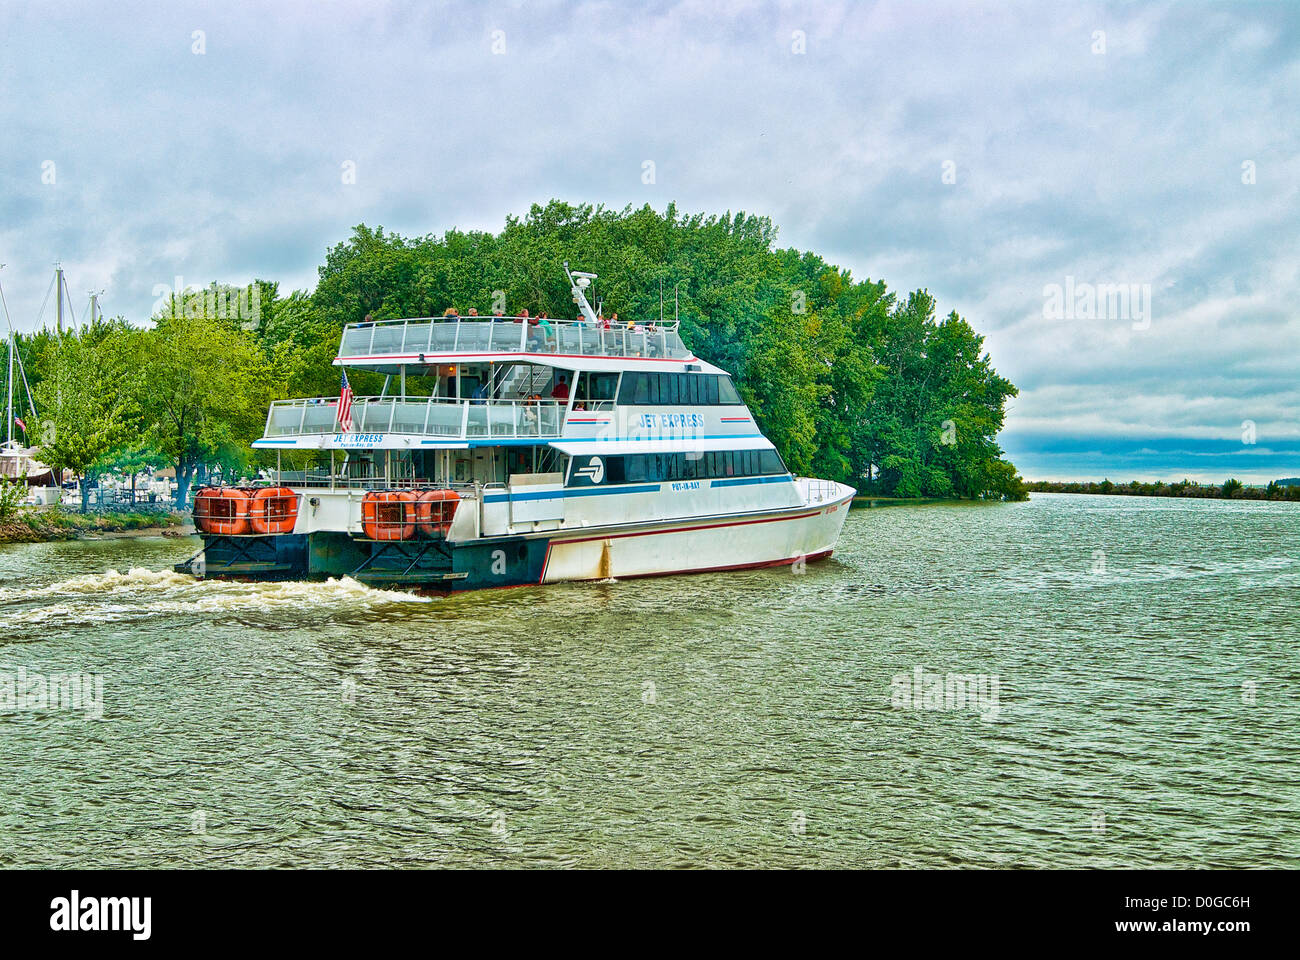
[0,493,1295,868]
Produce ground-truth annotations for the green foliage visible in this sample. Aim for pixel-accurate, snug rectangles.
[0,477,25,520]
[311,202,1024,499]
[123,316,276,505]
[32,333,134,511]
[8,201,1025,502]
[1026,479,1300,501]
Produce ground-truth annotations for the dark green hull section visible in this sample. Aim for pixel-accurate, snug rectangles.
[177,531,549,591]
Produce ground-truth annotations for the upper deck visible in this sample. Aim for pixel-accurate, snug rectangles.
[337,316,694,367]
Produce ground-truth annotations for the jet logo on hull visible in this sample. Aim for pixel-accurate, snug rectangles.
[574,456,605,484]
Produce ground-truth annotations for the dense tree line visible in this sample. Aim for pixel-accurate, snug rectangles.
[1027,479,1300,502]
[3,201,1027,507]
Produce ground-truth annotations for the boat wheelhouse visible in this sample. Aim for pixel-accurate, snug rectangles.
[180,265,855,589]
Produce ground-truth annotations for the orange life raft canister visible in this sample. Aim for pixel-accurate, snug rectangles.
[249,487,299,535]
[415,489,461,538]
[361,491,417,540]
[194,487,252,536]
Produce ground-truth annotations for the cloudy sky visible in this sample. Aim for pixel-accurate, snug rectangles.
[1,0,1297,481]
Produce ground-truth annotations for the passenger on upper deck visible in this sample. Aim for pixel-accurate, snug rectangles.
[468,308,479,317]
[550,375,570,401]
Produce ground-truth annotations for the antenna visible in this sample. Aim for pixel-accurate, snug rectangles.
[659,279,664,324]
[563,261,599,324]
[673,280,686,323]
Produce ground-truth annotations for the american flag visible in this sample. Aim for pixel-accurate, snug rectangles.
[337,370,354,432]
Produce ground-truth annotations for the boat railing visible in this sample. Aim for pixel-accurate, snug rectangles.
[274,473,482,493]
[262,395,566,440]
[338,316,692,361]
[800,477,843,505]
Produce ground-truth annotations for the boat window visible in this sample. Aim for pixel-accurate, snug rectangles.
[587,448,787,485]
[718,376,742,404]
[589,372,619,401]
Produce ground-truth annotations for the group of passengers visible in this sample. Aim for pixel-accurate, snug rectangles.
[435,305,658,335]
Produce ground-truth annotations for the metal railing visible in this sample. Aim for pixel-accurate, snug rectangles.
[800,478,843,505]
[338,316,692,361]
[262,395,566,440]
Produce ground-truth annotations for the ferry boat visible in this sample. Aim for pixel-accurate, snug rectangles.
[178,266,855,590]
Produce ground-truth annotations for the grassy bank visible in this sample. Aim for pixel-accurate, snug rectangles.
[0,507,190,545]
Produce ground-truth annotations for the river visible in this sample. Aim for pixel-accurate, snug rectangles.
[0,493,1295,867]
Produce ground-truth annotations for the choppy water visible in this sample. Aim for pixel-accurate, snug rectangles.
[0,493,1295,868]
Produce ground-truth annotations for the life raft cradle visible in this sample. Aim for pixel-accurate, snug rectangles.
[347,537,466,583]
[175,533,300,576]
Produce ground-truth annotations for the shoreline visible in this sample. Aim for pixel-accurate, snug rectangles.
[1025,481,1300,503]
[0,510,192,546]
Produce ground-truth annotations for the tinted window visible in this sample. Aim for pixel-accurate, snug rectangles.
[718,376,742,404]
[631,373,649,404]
[590,372,619,401]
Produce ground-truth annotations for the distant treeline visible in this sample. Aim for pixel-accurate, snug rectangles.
[1027,479,1300,502]
[2,201,1028,507]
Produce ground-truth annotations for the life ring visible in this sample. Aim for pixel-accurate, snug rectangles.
[415,489,461,538]
[195,487,251,536]
[249,487,299,535]
[361,490,417,540]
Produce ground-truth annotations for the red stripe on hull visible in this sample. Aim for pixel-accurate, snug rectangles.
[537,493,852,581]
[614,548,834,581]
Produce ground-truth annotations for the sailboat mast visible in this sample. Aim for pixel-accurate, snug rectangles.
[55,265,64,334]
[2,265,11,447]
[6,326,12,447]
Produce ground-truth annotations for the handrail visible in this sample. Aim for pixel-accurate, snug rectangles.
[261,394,567,440]
[337,316,692,362]
[348,315,682,329]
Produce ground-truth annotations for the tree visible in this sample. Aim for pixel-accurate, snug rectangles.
[102,439,170,504]
[248,201,1025,500]
[32,334,133,512]
[124,317,276,507]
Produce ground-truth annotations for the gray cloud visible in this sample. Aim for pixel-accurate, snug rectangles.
[1,0,1297,479]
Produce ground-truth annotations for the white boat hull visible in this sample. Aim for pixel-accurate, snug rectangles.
[538,488,854,583]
